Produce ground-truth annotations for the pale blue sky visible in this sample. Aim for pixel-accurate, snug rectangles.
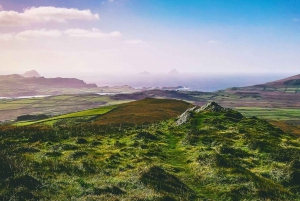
[0,0,299,76]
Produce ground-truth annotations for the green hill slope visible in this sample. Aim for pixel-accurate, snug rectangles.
[16,98,192,126]
[93,98,193,125]
[1,100,300,200]
[15,105,117,126]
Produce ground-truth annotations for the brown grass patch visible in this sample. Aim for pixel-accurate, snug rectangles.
[93,98,192,125]
[269,120,300,137]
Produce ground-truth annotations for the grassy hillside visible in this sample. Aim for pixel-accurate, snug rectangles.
[16,98,192,126]
[1,100,300,200]
[15,105,117,126]
[93,98,193,125]
[0,94,133,122]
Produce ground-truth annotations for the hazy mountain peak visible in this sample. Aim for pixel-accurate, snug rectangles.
[22,70,41,78]
[139,71,151,75]
[168,69,179,75]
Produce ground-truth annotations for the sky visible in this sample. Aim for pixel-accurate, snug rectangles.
[0,0,299,78]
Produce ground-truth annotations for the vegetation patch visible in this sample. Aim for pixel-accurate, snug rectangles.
[1,100,300,200]
[140,166,195,198]
[93,186,126,196]
[71,151,89,159]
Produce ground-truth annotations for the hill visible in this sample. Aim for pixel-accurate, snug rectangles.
[1,100,300,200]
[0,74,98,97]
[21,70,41,78]
[168,69,179,75]
[93,98,192,125]
[15,98,192,126]
[225,73,300,96]
[256,74,300,88]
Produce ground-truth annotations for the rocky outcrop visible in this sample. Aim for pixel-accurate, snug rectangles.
[176,102,238,125]
[196,101,231,112]
[176,106,199,125]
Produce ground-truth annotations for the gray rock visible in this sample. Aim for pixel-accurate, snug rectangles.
[176,106,199,125]
[176,102,233,126]
[196,101,230,113]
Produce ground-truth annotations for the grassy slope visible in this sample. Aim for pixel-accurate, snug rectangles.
[15,105,116,126]
[15,98,192,126]
[0,94,133,122]
[235,107,300,136]
[1,100,300,200]
[93,98,193,125]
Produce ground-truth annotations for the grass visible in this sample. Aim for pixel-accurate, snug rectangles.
[236,107,300,121]
[14,98,191,126]
[93,98,193,125]
[0,94,134,122]
[1,100,300,200]
[15,105,116,126]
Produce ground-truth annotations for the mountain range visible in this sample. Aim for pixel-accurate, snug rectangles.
[0,71,138,97]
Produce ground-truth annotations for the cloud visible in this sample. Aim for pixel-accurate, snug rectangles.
[0,33,14,41]
[293,18,299,22]
[0,28,121,41]
[108,0,115,2]
[0,6,99,26]
[125,39,147,45]
[16,29,62,40]
[0,5,3,11]
[64,28,122,38]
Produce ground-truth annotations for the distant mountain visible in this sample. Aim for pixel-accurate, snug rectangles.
[21,70,41,78]
[0,74,98,97]
[222,74,300,107]
[255,74,300,87]
[139,71,151,75]
[168,69,179,75]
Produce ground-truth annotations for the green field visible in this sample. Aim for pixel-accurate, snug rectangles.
[0,94,134,122]
[15,105,117,126]
[236,107,300,121]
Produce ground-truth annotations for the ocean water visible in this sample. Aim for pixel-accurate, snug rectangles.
[85,73,293,92]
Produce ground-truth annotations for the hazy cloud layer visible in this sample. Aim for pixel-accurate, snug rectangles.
[65,28,121,38]
[0,6,99,26]
[124,39,147,45]
[0,28,121,41]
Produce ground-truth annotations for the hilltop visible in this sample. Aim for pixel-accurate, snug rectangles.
[21,70,41,78]
[255,74,300,88]
[1,100,300,200]
[0,73,138,98]
[168,69,179,75]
